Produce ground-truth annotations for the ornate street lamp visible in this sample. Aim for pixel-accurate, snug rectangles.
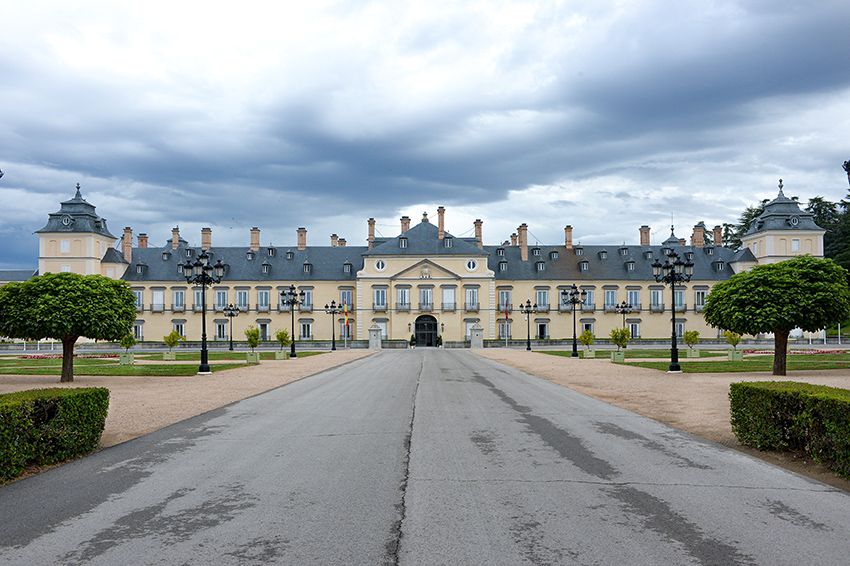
[324,300,342,351]
[281,284,306,358]
[614,300,631,329]
[652,247,694,373]
[519,299,537,351]
[561,284,587,358]
[223,303,239,351]
[181,250,225,374]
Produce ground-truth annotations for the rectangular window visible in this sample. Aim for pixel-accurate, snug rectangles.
[537,322,548,339]
[465,321,475,338]
[194,289,203,308]
[650,289,663,307]
[442,287,455,308]
[498,321,511,339]
[604,290,616,307]
[465,287,479,309]
[374,288,387,307]
[674,290,685,307]
[62,265,71,272]
[695,290,707,307]
[419,287,433,308]
[133,322,143,340]
[215,290,228,309]
[302,289,313,308]
[258,322,269,341]
[152,289,165,310]
[627,290,640,307]
[376,321,388,338]
[498,289,511,310]
[340,289,353,308]
[535,289,549,309]
[582,322,594,333]
[236,290,249,309]
[791,239,800,252]
[173,290,185,308]
[676,322,685,338]
[60,239,70,253]
[583,290,594,306]
[397,288,410,306]
[173,322,185,337]
[300,322,312,339]
[133,290,143,308]
[258,290,270,308]
[216,322,227,340]
[629,322,640,339]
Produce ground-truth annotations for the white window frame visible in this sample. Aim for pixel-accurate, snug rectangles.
[173,289,185,308]
[604,289,616,307]
[374,288,387,307]
[236,290,249,309]
[791,239,800,252]
[215,290,228,309]
[650,289,663,307]
[535,289,549,309]
[340,289,353,308]
[397,287,410,306]
[215,321,227,340]
[695,290,707,307]
[628,322,640,339]
[258,289,270,308]
[498,289,511,310]
[627,290,640,307]
[442,287,455,307]
[300,321,312,339]
[173,321,185,337]
[60,239,70,253]
[583,290,594,307]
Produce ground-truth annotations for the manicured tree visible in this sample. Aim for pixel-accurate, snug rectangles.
[579,329,595,351]
[163,331,183,353]
[120,334,137,353]
[609,327,630,352]
[245,326,260,353]
[683,330,700,350]
[724,331,741,350]
[0,273,136,382]
[275,329,291,351]
[704,256,850,375]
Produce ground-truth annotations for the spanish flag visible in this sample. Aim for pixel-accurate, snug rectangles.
[344,303,349,328]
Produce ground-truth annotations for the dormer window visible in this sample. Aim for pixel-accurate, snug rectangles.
[661,247,672,256]
[286,250,294,260]
[303,261,312,274]
[499,260,508,272]
[496,247,505,256]
[619,247,629,256]
[162,251,171,261]
[268,247,276,256]
[575,247,584,256]
[444,236,453,248]
[532,247,541,256]
[705,247,714,255]
[685,252,694,261]
[399,237,408,249]
[135,263,147,275]
[549,251,559,260]
[714,260,725,272]
[644,251,653,260]
[625,260,636,271]
[536,261,545,272]
[246,251,255,261]
[343,261,352,274]
[262,261,271,274]
[598,250,608,260]
[185,249,193,257]
[579,260,589,272]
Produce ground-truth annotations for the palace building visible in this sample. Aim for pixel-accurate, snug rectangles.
[27,182,824,346]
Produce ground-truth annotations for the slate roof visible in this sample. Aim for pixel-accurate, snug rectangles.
[36,185,116,238]
[364,219,485,256]
[746,186,824,235]
[122,241,365,283]
[101,247,129,264]
[0,269,35,282]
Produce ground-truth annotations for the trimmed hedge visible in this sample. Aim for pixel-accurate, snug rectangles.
[0,387,109,480]
[730,381,850,478]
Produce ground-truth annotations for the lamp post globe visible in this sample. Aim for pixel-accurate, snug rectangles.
[614,301,631,329]
[223,303,239,351]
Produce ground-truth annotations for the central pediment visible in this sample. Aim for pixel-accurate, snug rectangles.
[390,259,461,281]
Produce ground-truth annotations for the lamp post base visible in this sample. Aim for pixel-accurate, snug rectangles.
[198,363,212,375]
[667,363,682,373]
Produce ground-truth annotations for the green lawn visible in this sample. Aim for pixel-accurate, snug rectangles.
[0,362,245,376]
[135,350,326,361]
[625,354,850,373]
[542,349,724,359]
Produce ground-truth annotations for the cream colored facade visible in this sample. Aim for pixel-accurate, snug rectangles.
[33,184,824,345]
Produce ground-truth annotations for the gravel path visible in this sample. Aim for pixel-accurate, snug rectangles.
[0,350,372,447]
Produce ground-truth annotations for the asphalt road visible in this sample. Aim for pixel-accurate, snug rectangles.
[1,350,849,565]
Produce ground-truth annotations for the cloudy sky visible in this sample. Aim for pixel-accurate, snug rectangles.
[2,1,849,268]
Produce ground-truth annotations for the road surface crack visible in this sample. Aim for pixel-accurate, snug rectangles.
[385,354,423,566]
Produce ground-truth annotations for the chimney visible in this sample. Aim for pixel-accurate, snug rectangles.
[678,238,686,246]
[367,218,375,249]
[201,227,212,250]
[338,238,347,247]
[296,227,307,251]
[171,226,180,250]
[437,206,445,240]
[518,223,529,262]
[639,225,651,246]
[713,225,723,247]
[401,215,411,233]
[564,225,573,250]
[473,219,483,249]
[511,233,518,246]
[138,233,148,248]
[331,233,339,247]
[691,224,705,248]
[250,227,260,252]
[122,227,133,263]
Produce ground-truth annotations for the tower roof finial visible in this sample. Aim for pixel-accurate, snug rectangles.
[778,178,784,196]
[74,183,82,199]
[422,211,429,223]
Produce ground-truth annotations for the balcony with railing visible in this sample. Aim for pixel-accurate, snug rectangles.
[603,304,617,313]
[536,303,550,313]
[581,302,596,312]
[695,304,705,312]
[559,302,571,312]
[277,303,292,312]
[498,303,512,313]
[674,303,687,313]
[464,302,480,312]
[135,303,144,312]
[237,304,249,312]
[373,302,388,312]
[441,302,456,312]
[419,302,433,312]
[299,303,313,313]
[150,303,165,313]
[192,304,204,312]
[172,304,185,313]
[257,303,270,313]
[396,302,411,312]
[650,303,665,313]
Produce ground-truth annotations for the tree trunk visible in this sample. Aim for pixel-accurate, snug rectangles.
[773,329,789,376]
[61,336,77,383]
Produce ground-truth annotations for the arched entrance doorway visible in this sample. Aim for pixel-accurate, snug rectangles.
[414,315,438,347]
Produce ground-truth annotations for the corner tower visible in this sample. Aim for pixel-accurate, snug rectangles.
[36,184,118,275]
[740,180,825,264]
